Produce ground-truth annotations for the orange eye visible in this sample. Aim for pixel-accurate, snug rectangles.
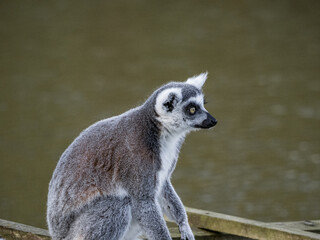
[189,107,196,114]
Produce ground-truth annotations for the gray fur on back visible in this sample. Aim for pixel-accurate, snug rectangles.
[47,73,215,240]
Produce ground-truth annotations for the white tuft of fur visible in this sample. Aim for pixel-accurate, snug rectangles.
[186,72,208,89]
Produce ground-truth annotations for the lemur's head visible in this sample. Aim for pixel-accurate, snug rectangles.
[154,73,217,134]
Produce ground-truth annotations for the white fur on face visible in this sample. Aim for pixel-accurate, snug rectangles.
[155,88,184,131]
[155,88,182,115]
[184,95,205,109]
[155,87,210,133]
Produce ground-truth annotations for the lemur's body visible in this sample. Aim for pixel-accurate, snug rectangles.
[47,73,217,240]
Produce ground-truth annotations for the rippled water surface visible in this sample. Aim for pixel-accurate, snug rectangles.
[0,1,319,228]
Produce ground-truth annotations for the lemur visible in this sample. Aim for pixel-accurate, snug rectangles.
[47,73,217,240]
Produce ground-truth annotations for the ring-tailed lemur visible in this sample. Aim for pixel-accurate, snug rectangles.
[47,73,217,240]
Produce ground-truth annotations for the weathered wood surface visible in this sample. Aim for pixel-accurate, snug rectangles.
[0,218,50,240]
[0,218,245,240]
[269,220,320,234]
[163,227,247,240]
[186,207,320,240]
[1,207,319,240]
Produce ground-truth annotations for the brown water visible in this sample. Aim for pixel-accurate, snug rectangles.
[0,1,319,229]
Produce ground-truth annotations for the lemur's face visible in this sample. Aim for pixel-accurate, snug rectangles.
[155,73,217,133]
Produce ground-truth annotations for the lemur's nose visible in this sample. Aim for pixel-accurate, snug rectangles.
[211,118,218,126]
[201,112,217,129]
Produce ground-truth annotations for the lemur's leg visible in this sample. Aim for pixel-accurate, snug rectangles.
[122,219,142,240]
[161,180,195,240]
[131,199,171,240]
[68,196,131,240]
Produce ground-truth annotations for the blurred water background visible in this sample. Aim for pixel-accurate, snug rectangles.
[0,0,319,229]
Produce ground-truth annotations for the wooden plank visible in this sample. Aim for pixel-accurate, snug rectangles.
[0,218,50,240]
[0,218,233,240]
[166,226,250,240]
[186,207,320,240]
[2,214,319,240]
[165,217,250,239]
[268,220,320,233]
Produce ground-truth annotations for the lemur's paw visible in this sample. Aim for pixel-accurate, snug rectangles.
[179,222,195,240]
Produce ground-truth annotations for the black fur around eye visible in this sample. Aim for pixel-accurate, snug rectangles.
[185,103,198,115]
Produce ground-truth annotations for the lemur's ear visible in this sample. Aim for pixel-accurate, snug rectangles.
[155,88,182,115]
[186,72,208,89]
[163,93,179,112]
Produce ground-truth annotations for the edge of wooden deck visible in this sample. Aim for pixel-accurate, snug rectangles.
[186,207,320,240]
[0,218,220,240]
[1,207,319,240]
[0,218,51,240]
